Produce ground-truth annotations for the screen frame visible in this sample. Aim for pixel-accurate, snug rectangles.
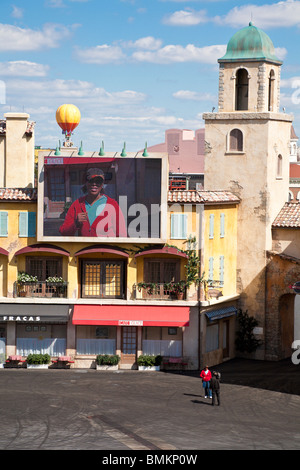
[37,150,168,244]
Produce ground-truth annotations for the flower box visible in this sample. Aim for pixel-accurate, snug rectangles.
[96,364,119,371]
[27,364,49,369]
[138,365,160,371]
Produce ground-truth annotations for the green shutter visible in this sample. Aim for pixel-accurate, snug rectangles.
[28,212,36,238]
[19,212,36,238]
[0,212,8,237]
[19,212,28,237]
[171,214,187,239]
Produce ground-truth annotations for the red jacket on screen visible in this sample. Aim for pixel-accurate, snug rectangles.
[200,369,212,382]
[59,196,127,237]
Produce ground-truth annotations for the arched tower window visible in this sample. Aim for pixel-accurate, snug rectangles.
[229,129,243,152]
[235,68,249,111]
[268,70,275,111]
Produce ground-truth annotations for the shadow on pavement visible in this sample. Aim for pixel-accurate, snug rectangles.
[163,358,300,396]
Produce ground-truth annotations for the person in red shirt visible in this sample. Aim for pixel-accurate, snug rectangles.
[59,168,127,238]
[200,365,212,398]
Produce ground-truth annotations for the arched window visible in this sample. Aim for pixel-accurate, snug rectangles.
[277,154,283,178]
[268,70,275,111]
[229,129,243,152]
[235,68,249,111]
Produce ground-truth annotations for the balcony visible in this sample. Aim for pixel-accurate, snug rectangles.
[14,281,68,299]
[133,282,187,301]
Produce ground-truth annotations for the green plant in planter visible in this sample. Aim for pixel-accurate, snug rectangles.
[46,276,65,284]
[235,309,263,353]
[96,354,120,366]
[164,280,187,294]
[26,353,51,365]
[136,282,157,295]
[17,272,38,284]
[137,355,162,367]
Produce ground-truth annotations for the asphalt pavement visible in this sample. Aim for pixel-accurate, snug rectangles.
[0,358,299,453]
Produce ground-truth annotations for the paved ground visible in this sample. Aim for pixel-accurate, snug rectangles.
[0,358,299,452]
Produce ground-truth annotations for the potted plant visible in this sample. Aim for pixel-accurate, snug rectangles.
[136,282,158,296]
[46,276,67,297]
[26,353,51,369]
[164,280,187,300]
[137,354,162,371]
[17,272,38,296]
[96,354,120,370]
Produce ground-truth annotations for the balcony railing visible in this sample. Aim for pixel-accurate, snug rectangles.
[14,282,68,299]
[133,283,186,301]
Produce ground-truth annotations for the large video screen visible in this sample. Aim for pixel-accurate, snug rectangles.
[38,154,168,243]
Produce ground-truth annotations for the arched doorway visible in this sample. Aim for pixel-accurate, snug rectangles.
[279,294,295,358]
[235,68,249,110]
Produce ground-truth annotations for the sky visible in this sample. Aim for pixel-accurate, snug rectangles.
[1,0,300,151]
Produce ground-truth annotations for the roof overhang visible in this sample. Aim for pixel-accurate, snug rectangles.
[0,248,9,256]
[205,306,238,322]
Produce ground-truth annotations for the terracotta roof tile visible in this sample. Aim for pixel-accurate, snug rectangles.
[272,202,300,228]
[168,190,240,204]
[0,188,37,201]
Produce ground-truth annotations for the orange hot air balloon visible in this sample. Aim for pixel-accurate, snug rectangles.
[56,104,81,135]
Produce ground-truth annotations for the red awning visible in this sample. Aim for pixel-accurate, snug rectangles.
[134,247,187,258]
[75,246,129,258]
[15,244,70,256]
[0,248,9,256]
[72,304,190,327]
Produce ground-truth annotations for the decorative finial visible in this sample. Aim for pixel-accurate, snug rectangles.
[54,142,61,156]
[78,141,84,156]
[142,142,149,157]
[99,141,105,156]
[120,142,127,157]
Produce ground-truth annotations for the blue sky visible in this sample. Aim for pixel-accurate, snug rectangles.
[1,0,300,151]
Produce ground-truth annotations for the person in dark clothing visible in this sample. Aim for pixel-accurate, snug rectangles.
[210,371,221,406]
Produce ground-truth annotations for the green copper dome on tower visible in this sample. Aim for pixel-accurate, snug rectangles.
[219,22,282,64]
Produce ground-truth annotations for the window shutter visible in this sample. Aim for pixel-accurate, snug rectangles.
[28,212,36,238]
[220,213,225,238]
[209,214,214,239]
[0,212,8,237]
[171,214,187,239]
[19,212,36,238]
[209,257,214,280]
[219,256,224,286]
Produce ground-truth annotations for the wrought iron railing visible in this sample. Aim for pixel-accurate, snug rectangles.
[14,281,68,298]
[133,283,186,301]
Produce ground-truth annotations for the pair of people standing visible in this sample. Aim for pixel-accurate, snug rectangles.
[200,366,221,406]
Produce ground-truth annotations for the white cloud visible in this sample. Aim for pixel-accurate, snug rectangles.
[75,44,126,64]
[163,9,208,26]
[215,1,300,29]
[132,44,226,64]
[0,61,49,77]
[122,36,163,51]
[173,90,216,101]
[0,23,73,51]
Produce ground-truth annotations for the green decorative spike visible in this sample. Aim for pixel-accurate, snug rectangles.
[78,141,84,156]
[120,142,127,157]
[142,142,149,157]
[54,142,61,156]
[99,141,105,156]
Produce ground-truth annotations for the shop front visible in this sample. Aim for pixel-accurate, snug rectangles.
[72,304,190,369]
[0,304,70,360]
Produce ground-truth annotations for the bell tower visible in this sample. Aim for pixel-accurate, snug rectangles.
[203,23,293,357]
